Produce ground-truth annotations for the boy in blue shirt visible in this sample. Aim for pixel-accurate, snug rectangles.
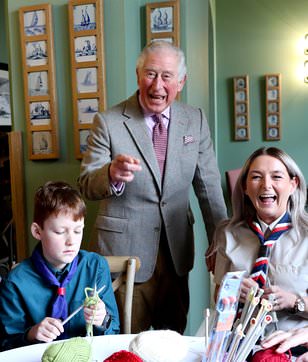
[0,181,119,351]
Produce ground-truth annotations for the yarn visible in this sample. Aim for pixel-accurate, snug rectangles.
[251,347,292,362]
[129,329,188,362]
[84,286,99,337]
[103,350,143,362]
[41,337,92,362]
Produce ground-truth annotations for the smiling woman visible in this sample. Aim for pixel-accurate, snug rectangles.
[211,147,308,356]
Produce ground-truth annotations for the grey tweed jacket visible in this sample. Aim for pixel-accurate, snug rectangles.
[78,92,227,282]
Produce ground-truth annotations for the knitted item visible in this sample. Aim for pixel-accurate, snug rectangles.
[84,286,99,337]
[129,330,188,362]
[103,350,143,362]
[251,347,292,361]
[41,337,92,362]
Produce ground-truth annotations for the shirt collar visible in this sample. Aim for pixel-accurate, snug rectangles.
[257,213,286,233]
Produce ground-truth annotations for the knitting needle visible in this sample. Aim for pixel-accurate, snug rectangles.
[205,308,210,349]
[62,285,106,326]
[235,314,272,362]
[225,323,244,362]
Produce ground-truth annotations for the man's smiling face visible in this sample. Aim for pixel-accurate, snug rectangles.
[136,48,185,114]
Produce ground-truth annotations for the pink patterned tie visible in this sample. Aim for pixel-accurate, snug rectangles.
[152,114,168,174]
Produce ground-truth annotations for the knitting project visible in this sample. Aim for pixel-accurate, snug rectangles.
[84,286,99,337]
[41,337,92,362]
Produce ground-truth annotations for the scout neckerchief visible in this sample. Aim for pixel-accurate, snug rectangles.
[31,243,78,320]
[248,212,292,288]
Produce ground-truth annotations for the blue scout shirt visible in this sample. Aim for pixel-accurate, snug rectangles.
[0,248,120,351]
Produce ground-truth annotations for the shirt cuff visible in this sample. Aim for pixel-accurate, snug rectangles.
[110,182,125,195]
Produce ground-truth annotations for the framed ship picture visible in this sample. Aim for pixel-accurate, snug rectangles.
[68,0,106,159]
[19,4,59,160]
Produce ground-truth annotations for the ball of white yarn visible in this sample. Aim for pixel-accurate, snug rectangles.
[129,329,188,362]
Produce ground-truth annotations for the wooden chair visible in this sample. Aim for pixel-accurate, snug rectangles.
[105,256,141,334]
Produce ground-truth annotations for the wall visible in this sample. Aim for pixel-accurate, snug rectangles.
[215,0,308,191]
[5,0,213,336]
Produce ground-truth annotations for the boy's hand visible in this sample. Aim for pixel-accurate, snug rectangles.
[84,298,106,326]
[27,317,64,343]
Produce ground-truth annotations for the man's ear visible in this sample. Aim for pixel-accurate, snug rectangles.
[177,74,187,92]
[31,222,42,240]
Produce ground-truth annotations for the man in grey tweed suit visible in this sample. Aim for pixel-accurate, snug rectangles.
[78,41,227,334]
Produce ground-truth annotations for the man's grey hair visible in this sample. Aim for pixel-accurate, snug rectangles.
[136,41,187,81]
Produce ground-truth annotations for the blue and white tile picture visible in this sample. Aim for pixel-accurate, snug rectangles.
[24,10,46,36]
[73,4,96,31]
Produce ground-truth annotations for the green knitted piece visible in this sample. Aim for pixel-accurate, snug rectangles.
[84,286,99,337]
[41,337,92,362]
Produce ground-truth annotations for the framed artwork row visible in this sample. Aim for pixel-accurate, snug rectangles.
[233,75,250,141]
[232,74,282,142]
[68,0,106,159]
[19,4,59,160]
[146,0,180,46]
[265,73,281,141]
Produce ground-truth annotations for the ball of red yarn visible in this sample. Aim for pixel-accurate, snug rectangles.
[103,350,143,362]
[251,347,292,362]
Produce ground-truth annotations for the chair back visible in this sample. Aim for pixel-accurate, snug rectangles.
[225,168,242,203]
[105,256,141,334]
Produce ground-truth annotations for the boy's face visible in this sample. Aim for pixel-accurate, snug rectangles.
[31,211,84,270]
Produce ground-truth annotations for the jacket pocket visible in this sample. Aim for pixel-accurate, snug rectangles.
[95,215,128,233]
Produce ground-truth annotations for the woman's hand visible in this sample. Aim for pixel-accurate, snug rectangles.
[261,327,308,361]
[27,317,64,343]
[263,285,297,311]
[239,277,259,303]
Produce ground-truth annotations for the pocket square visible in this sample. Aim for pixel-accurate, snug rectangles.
[183,135,195,144]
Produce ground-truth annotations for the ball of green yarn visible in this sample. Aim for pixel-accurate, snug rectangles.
[42,337,92,362]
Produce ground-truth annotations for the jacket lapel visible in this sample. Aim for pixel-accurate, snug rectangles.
[122,94,162,190]
[162,102,187,192]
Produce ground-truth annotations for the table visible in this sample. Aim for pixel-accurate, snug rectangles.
[0,334,205,362]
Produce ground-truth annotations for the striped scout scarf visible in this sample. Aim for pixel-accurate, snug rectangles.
[248,212,292,288]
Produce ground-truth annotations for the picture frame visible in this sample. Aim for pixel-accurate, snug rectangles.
[28,71,49,96]
[26,40,48,67]
[32,131,53,155]
[68,0,106,159]
[146,0,180,46]
[0,63,12,127]
[23,9,46,36]
[73,3,96,31]
[79,129,91,153]
[74,35,97,63]
[233,75,250,141]
[19,4,59,160]
[77,98,98,124]
[30,101,51,126]
[265,73,281,141]
[76,67,98,93]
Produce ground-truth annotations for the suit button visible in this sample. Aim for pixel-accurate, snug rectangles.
[154,227,160,232]
[161,201,166,207]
